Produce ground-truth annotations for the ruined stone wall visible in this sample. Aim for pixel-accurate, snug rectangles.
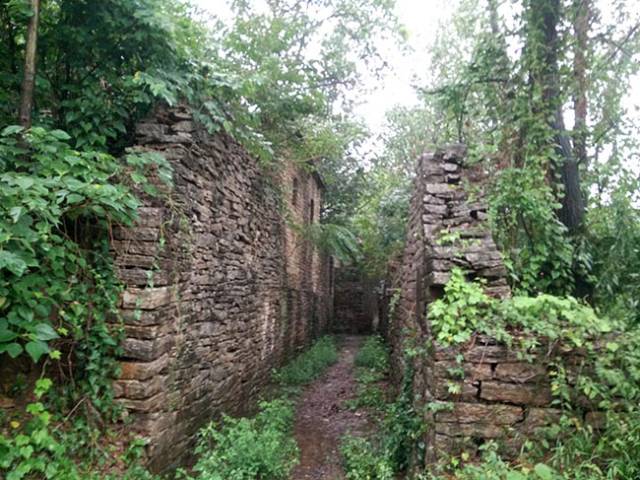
[333,267,377,333]
[281,164,332,347]
[112,106,332,471]
[386,146,576,465]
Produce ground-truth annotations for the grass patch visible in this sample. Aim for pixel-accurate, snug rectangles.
[273,336,338,386]
[341,436,394,480]
[346,336,390,411]
[342,348,425,479]
[354,336,389,372]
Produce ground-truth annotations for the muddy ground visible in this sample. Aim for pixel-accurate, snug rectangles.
[289,335,376,480]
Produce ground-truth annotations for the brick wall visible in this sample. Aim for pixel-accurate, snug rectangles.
[112,106,332,471]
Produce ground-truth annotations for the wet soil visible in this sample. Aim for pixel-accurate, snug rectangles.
[289,335,374,480]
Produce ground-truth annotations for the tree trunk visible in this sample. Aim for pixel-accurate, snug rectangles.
[573,0,589,167]
[530,0,585,233]
[19,0,40,128]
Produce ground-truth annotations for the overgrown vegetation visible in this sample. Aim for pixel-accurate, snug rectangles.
[424,270,640,479]
[182,336,338,480]
[0,0,398,476]
[1,0,639,477]
[272,336,338,387]
[184,399,298,480]
[342,337,424,479]
[347,336,389,411]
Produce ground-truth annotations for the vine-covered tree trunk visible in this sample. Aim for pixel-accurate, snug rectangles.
[18,0,40,128]
[530,0,585,233]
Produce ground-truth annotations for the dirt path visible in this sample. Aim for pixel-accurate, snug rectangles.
[289,335,373,480]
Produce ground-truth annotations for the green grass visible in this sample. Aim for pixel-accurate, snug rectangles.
[354,336,389,372]
[341,436,394,480]
[273,336,338,386]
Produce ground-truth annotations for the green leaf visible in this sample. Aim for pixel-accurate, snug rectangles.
[0,326,17,342]
[49,129,71,141]
[0,250,28,276]
[34,323,59,341]
[66,193,84,204]
[1,125,24,136]
[1,342,23,358]
[534,463,554,480]
[25,340,49,362]
[506,472,528,480]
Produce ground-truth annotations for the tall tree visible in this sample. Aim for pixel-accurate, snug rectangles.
[526,0,585,233]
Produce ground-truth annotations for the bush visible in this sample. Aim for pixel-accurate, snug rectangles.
[341,436,394,480]
[187,399,298,480]
[273,336,338,386]
[354,336,389,372]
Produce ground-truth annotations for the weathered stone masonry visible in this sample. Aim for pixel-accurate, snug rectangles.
[333,266,378,334]
[385,146,586,465]
[112,106,332,471]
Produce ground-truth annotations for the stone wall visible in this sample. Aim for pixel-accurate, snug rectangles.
[112,105,333,471]
[333,267,377,333]
[385,146,579,465]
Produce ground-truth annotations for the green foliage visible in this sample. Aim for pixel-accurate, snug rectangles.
[419,443,562,480]
[423,271,640,479]
[347,337,390,411]
[0,379,162,480]
[273,336,338,386]
[586,176,640,324]
[428,268,493,345]
[185,399,298,480]
[428,269,612,349]
[341,436,394,480]
[301,223,361,264]
[344,340,424,477]
[0,126,164,364]
[355,336,389,372]
[488,167,575,295]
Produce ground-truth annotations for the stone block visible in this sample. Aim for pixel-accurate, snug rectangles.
[122,286,176,310]
[480,381,552,406]
[434,361,492,381]
[434,380,479,401]
[120,355,169,381]
[436,402,523,425]
[435,421,513,439]
[521,407,562,433]
[494,363,547,383]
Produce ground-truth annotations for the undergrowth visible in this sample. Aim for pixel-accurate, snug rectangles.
[0,126,171,479]
[342,337,424,479]
[182,399,298,480]
[347,336,389,411]
[183,336,338,480]
[273,336,338,387]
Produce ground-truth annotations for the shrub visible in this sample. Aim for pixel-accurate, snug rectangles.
[341,436,394,480]
[187,399,298,480]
